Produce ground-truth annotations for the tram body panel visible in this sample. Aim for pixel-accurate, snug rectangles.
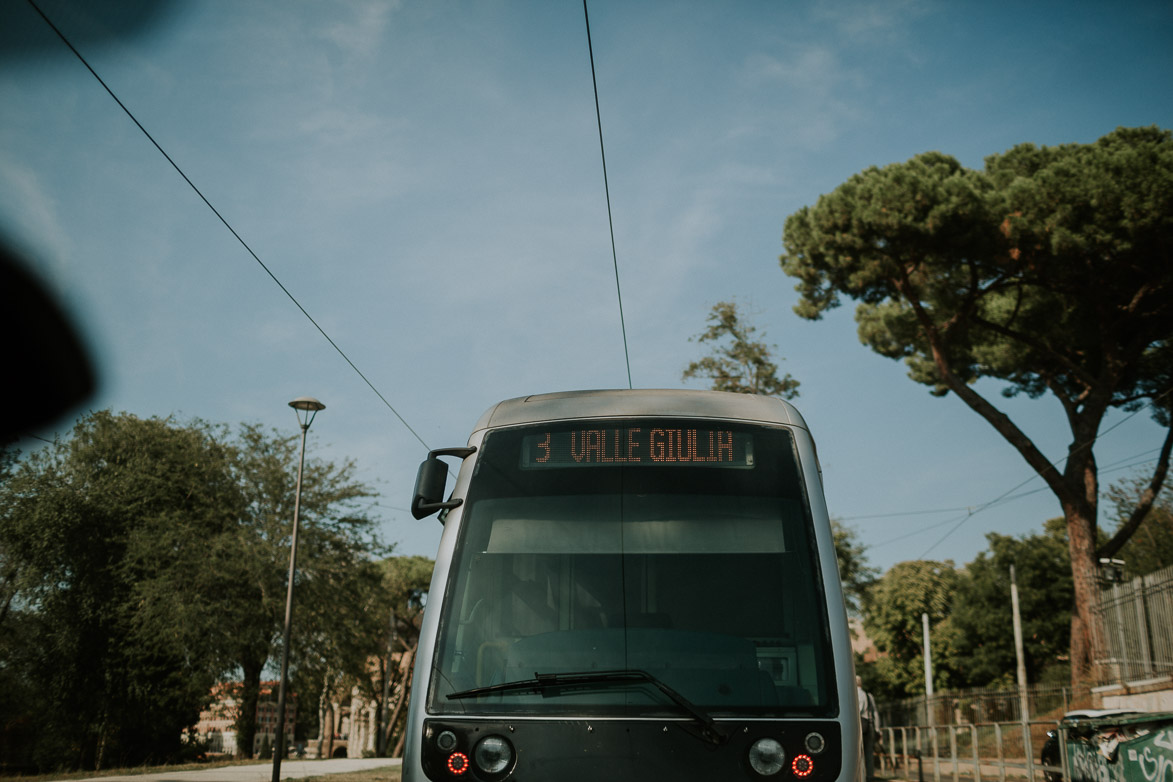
[790,427,859,731]
[403,426,485,777]
[404,390,861,782]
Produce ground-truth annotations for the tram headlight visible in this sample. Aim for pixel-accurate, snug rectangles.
[748,737,786,776]
[473,734,514,776]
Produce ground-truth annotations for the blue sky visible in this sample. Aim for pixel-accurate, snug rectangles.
[3,0,1170,574]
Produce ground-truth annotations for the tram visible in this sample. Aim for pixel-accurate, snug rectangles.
[403,389,861,782]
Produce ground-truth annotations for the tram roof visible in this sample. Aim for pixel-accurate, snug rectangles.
[471,389,809,433]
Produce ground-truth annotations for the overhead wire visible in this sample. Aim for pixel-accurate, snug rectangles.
[913,392,1172,558]
[31,0,1171,527]
[856,391,1172,550]
[867,450,1165,551]
[582,0,634,390]
[842,506,983,522]
[27,0,430,453]
[847,448,1167,528]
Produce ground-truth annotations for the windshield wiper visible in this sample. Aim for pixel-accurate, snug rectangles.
[447,669,729,745]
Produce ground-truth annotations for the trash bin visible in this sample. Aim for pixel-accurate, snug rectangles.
[1061,711,1173,782]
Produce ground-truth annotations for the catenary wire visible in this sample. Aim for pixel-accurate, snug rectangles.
[26,0,431,453]
[842,506,983,522]
[843,448,1165,525]
[916,393,1172,558]
[869,453,1164,550]
[583,0,633,390]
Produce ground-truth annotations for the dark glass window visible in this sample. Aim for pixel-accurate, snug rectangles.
[428,419,835,718]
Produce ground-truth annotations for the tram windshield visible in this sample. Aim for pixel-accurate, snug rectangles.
[428,419,835,718]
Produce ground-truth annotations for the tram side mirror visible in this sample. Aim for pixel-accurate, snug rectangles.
[411,447,476,520]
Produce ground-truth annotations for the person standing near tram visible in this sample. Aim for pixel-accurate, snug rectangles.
[857,675,880,781]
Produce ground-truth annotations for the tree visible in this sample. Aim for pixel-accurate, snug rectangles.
[860,560,959,698]
[831,518,878,614]
[683,300,800,398]
[781,126,1173,684]
[1106,475,1173,578]
[682,307,878,613]
[0,413,238,770]
[0,412,388,770]
[947,520,1073,688]
[682,305,877,614]
[207,423,386,759]
[376,555,434,757]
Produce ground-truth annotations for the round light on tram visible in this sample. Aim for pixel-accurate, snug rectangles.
[748,737,786,776]
[446,751,469,775]
[474,735,514,775]
[804,731,826,754]
[792,753,815,778]
[436,730,458,752]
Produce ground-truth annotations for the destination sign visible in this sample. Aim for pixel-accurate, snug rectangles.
[520,427,754,469]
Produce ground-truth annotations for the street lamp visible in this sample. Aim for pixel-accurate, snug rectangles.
[272,396,325,782]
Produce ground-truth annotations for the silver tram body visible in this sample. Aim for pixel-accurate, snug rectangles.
[404,389,861,782]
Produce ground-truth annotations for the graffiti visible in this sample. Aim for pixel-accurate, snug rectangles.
[1066,725,1173,782]
[1070,743,1122,782]
[1136,732,1173,782]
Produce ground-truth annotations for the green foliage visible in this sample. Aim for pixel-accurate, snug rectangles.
[1108,477,1173,578]
[377,556,434,752]
[781,127,1173,681]
[683,300,800,398]
[0,411,388,771]
[857,521,1080,698]
[177,727,210,764]
[861,560,959,698]
[781,127,1172,412]
[831,519,878,614]
[0,413,235,769]
[289,554,434,759]
[215,423,387,758]
[380,555,435,644]
[947,520,1073,687]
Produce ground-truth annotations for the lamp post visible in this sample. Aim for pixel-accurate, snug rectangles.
[272,396,325,782]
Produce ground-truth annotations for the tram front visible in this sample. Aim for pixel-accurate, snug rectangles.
[404,391,860,782]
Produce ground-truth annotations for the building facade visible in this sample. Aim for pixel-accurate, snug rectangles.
[193,682,296,757]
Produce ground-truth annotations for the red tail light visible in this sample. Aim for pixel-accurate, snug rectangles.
[792,754,814,778]
[447,751,469,775]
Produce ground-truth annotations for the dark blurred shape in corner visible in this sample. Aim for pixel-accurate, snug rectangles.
[0,0,177,62]
[2,243,97,445]
[2,0,179,444]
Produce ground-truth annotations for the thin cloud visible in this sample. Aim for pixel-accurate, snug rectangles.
[319,0,400,59]
[0,158,72,278]
[811,0,930,44]
[740,47,863,148]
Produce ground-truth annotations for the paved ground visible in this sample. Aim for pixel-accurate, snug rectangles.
[60,758,402,782]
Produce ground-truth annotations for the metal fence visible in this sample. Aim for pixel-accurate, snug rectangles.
[870,566,1173,780]
[879,684,1093,730]
[877,721,1060,782]
[1093,562,1173,683]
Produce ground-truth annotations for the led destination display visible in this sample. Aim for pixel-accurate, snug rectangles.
[520,427,754,469]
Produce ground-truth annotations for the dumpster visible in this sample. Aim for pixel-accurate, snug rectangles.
[1061,711,1173,782]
